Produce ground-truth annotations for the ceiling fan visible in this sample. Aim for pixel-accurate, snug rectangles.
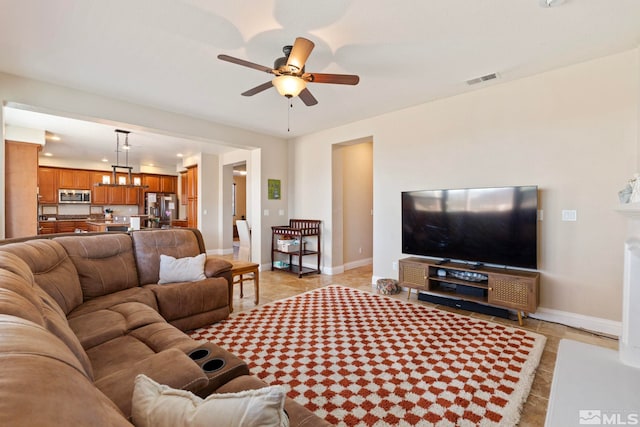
[218,37,360,106]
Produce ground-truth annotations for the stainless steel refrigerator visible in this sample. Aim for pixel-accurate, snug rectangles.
[145,193,177,228]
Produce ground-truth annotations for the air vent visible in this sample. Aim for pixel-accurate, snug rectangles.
[466,73,499,86]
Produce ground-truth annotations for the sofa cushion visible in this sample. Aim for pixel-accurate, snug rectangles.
[68,286,158,319]
[145,277,229,324]
[0,314,91,379]
[205,256,233,277]
[132,374,289,427]
[98,351,210,420]
[0,250,35,284]
[132,229,204,285]
[158,253,206,284]
[0,239,83,314]
[68,301,166,350]
[55,234,140,301]
[128,322,200,354]
[0,263,94,381]
[33,285,94,380]
[0,315,131,427]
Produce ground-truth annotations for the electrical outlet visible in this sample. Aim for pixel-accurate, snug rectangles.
[392,261,398,271]
[562,210,577,221]
[538,209,543,221]
[264,209,269,216]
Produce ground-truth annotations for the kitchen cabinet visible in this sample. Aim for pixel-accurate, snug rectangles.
[55,220,88,233]
[125,186,141,205]
[142,174,176,194]
[38,220,88,234]
[37,167,148,207]
[180,171,188,205]
[109,185,126,205]
[38,222,56,235]
[58,169,91,189]
[5,141,39,238]
[91,172,110,205]
[186,166,198,228]
[38,167,58,204]
[90,172,141,205]
[160,175,177,193]
[186,166,197,199]
[142,174,161,193]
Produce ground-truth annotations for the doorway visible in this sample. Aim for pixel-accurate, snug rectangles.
[332,138,373,272]
[232,162,247,253]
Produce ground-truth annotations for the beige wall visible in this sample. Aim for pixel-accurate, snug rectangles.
[290,49,639,328]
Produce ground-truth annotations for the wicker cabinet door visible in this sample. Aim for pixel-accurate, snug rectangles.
[488,275,537,313]
[399,262,428,291]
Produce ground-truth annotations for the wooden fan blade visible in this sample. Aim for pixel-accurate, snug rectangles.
[305,73,360,85]
[298,88,318,106]
[286,37,315,72]
[241,81,273,96]
[218,54,274,74]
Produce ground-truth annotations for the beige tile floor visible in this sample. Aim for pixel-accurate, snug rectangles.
[227,262,618,427]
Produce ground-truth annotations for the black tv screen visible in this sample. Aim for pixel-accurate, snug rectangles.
[402,186,538,269]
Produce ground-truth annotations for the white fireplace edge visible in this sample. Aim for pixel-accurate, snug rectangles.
[616,204,640,368]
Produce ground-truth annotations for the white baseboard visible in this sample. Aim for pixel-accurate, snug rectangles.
[322,258,373,276]
[371,274,394,286]
[529,307,621,337]
[344,258,373,271]
[369,275,621,336]
[322,265,341,275]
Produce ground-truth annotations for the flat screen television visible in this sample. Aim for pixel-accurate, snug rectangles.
[401,186,538,269]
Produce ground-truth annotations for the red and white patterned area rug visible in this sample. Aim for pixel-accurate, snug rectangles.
[189,285,546,426]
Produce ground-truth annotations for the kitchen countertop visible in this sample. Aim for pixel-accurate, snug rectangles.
[39,218,96,222]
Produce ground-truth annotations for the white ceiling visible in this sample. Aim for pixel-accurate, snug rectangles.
[1,0,639,167]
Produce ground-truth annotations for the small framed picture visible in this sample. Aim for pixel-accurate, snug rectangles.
[268,179,281,200]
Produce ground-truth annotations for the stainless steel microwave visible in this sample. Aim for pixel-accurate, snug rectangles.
[58,189,91,204]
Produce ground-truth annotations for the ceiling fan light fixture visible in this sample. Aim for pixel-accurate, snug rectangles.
[272,75,306,98]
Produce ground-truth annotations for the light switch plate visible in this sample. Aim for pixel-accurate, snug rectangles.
[562,210,577,221]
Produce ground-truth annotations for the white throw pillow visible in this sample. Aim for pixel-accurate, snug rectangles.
[132,375,289,427]
[158,253,206,284]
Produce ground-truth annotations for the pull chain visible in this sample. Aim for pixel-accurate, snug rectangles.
[287,98,293,132]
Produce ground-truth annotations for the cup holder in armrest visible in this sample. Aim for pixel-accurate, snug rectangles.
[188,348,211,361]
[202,358,226,373]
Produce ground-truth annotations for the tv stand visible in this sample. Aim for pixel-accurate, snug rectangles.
[469,262,484,270]
[436,258,451,266]
[398,257,539,325]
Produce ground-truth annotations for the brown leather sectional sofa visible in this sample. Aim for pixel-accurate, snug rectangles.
[0,228,329,426]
